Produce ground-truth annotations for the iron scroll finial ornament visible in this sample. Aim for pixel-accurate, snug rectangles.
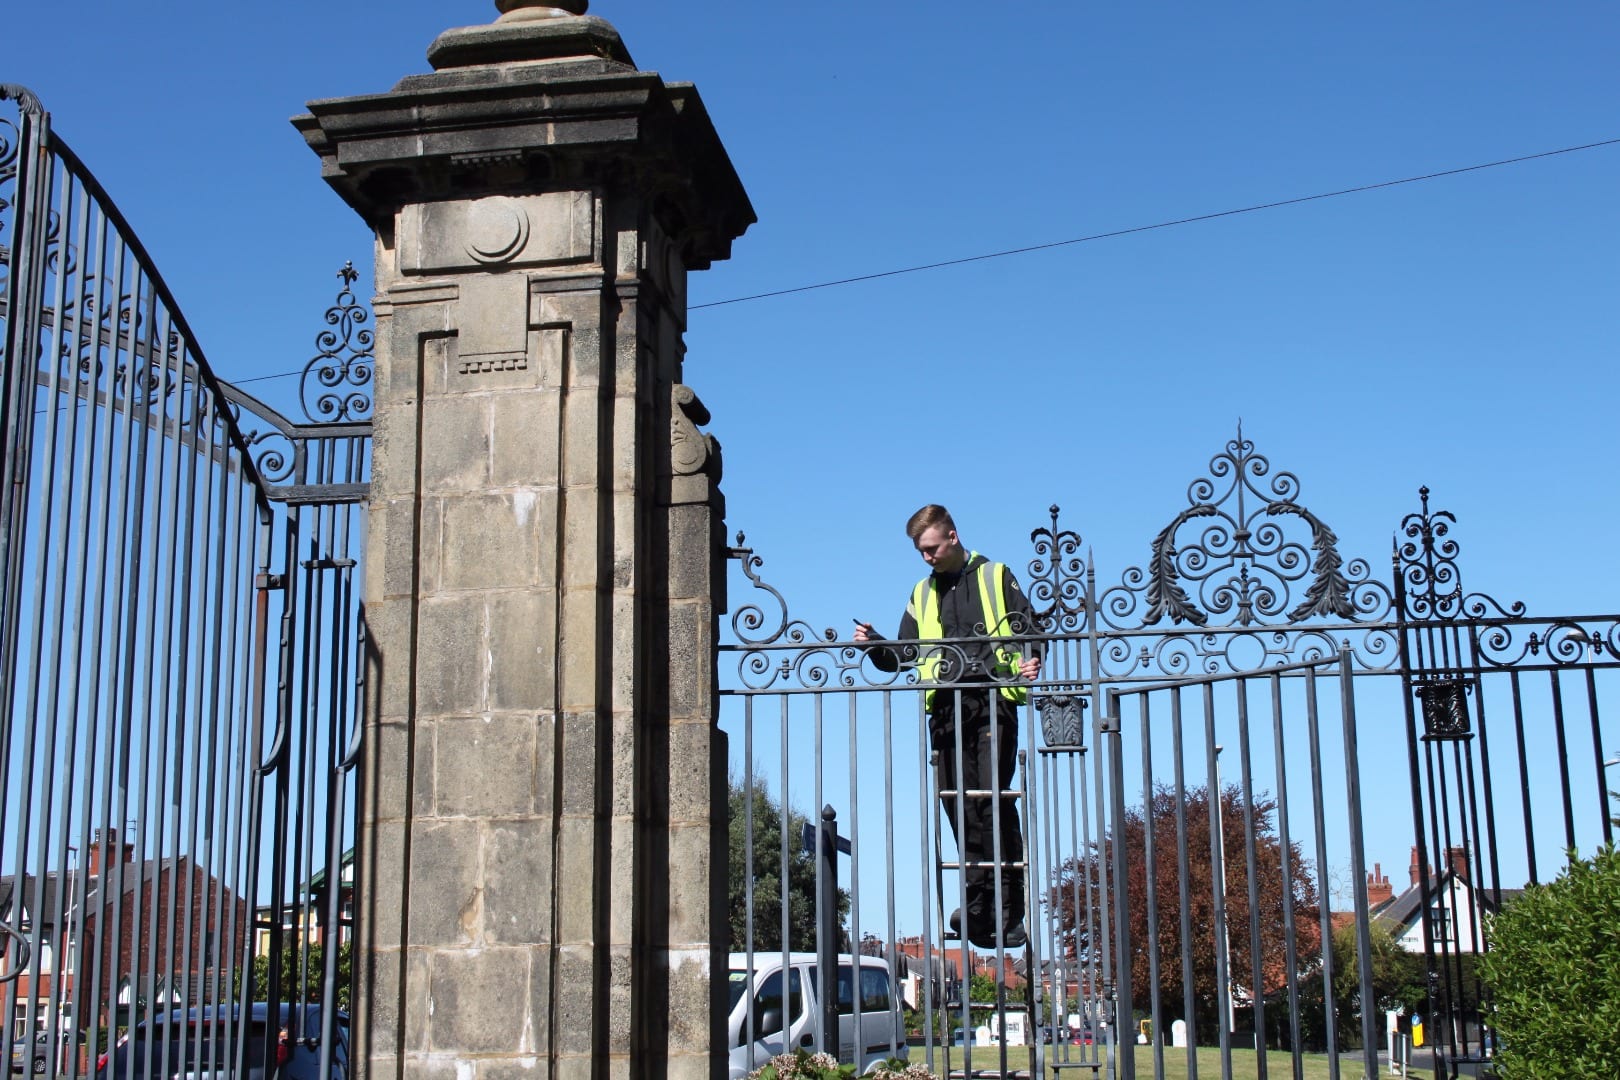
[299,262,374,424]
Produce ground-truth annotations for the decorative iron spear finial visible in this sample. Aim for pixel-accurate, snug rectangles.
[495,0,588,20]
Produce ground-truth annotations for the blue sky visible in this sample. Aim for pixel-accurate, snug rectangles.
[8,2,1617,922]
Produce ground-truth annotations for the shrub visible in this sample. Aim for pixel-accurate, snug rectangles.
[1477,845,1620,1080]
[746,1050,929,1080]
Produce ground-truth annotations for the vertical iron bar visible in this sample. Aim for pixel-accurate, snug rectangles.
[1337,652,1377,1080]
[1138,692,1165,1080]
[1170,689,1198,1080]
[1304,667,1339,1080]
[1235,677,1265,1076]
[1203,682,1232,1080]
[1267,673,1302,1080]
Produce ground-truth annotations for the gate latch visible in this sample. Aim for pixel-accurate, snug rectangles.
[255,573,286,591]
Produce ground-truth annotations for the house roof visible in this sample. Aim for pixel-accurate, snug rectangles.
[1372,868,1524,934]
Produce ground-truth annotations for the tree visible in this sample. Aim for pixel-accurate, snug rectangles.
[1052,783,1320,1040]
[1477,845,1620,1080]
[250,940,351,1009]
[1312,919,1424,1049]
[728,770,849,954]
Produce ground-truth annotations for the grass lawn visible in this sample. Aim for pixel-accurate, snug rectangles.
[918,1044,1370,1079]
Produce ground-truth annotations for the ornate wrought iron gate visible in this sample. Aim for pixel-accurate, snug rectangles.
[720,434,1619,1080]
[0,87,368,1080]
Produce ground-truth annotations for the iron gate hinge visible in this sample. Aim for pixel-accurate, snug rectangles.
[1098,714,1120,734]
[256,573,286,591]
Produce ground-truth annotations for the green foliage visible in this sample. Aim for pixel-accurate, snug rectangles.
[1477,846,1620,1080]
[250,940,351,1009]
[729,770,850,953]
[1326,920,1425,1048]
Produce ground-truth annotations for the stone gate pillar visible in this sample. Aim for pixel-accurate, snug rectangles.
[294,4,753,1079]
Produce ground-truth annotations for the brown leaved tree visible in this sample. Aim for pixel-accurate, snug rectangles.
[1053,783,1321,1037]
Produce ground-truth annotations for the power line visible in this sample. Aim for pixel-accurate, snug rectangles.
[233,137,1620,384]
[690,137,1620,310]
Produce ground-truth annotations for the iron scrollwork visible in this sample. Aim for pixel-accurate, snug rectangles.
[1396,485,1524,623]
[301,261,374,423]
[1027,504,1087,632]
[1099,426,1392,634]
[217,264,375,501]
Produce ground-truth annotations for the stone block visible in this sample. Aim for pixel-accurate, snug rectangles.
[561,386,604,489]
[373,496,422,601]
[611,391,638,490]
[666,947,716,1049]
[487,591,559,711]
[666,722,715,827]
[557,713,598,817]
[398,192,594,274]
[555,817,601,944]
[606,945,633,1052]
[478,1058,546,1080]
[567,327,603,387]
[666,601,703,716]
[366,822,408,940]
[417,498,445,596]
[552,947,597,1055]
[402,1058,459,1080]
[416,595,488,715]
[609,716,637,818]
[363,600,411,726]
[439,493,549,592]
[367,720,423,822]
[560,489,601,591]
[666,823,714,949]
[420,395,491,494]
[427,948,532,1053]
[407,820,482,947]
[527,945,553,1052]
[664,1052,720,1080]
[435,715,538,818]
[403,951,436,1055]
[667,503,712,598]
[557,589,602,711]
[604,815,637,949]
[489,389,561,489]
[484,819,553,943]
[533,326,567,387]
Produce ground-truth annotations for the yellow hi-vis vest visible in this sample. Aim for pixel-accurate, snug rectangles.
[910,554,1028,708]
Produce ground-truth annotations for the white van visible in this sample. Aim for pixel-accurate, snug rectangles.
[726,952,907,1080]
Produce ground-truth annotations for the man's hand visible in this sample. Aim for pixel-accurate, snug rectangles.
[852,619,875,643]
[1019,655,1041,681]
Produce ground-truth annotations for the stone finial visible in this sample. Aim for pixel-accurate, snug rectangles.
[496,0,588,20]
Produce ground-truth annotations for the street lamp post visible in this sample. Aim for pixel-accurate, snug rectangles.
[1214,746,1236,1042]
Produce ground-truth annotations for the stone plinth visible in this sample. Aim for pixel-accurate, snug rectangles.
[295,6,752,1079]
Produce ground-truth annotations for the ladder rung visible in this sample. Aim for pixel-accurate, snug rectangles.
[938,860,1028,870]
[938,788,1024,798]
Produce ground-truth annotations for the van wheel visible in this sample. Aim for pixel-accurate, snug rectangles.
[31,1058,44,1074]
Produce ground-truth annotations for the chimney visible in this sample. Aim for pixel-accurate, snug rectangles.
[86,828,134,876]
[1410,845,1422,886]
[1366,862,1392,907]
[1446,846,1469,881]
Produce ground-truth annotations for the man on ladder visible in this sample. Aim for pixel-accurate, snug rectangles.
[855,504,1042,950]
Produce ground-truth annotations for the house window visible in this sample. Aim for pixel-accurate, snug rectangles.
[1429,903,1452,945]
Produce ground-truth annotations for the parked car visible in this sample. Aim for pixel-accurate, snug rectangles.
[95,1003,347,1080]
[725,953,906,1080]
[10,1032,50,1075]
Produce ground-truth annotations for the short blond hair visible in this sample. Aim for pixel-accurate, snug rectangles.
[905,504,956,542]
